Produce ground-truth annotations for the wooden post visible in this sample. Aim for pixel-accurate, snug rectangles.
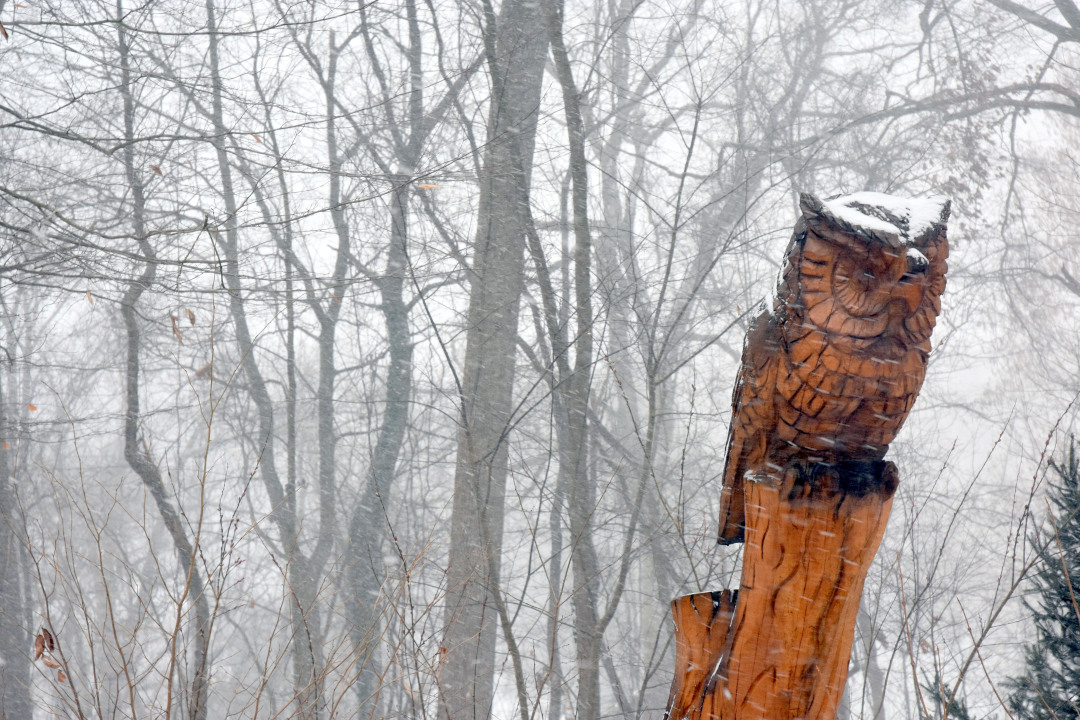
[664,461,897,720]
[666,192,948,719]
[666,591,736,720]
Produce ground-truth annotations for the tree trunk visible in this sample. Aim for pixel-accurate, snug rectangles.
[345,3,430,708]
[0,367,30,720]
[439,0,548,717]
[665,462,897,720]
[541,1,607,716]
[347,174,414,713]
[117,8,211,716]
[857,608,888,720]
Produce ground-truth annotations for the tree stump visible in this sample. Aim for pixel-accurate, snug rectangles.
[665,460,898,720]
[666,590,736,719]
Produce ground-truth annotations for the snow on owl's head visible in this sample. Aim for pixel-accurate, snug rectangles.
[782,191,950,357]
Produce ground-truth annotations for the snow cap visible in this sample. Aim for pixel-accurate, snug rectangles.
[800,191,950,248]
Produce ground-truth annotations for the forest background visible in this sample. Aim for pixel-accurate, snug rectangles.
[1,0,1078,717]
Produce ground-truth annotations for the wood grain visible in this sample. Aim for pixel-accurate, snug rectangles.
[664,590,736,720]
[668,461,897,720]
[718,193,948,544]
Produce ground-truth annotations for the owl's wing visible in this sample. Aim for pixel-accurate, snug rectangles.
[718,307,781,545]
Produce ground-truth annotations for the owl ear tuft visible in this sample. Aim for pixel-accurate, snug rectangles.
[937,199,952,226]
[799,193,826,221]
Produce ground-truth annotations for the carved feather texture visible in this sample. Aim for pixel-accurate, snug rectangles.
[718,192,949,544]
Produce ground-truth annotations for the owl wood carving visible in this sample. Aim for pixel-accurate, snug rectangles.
[718,192,949,544]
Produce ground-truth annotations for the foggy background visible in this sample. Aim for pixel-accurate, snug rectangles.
[1,0,1078,717]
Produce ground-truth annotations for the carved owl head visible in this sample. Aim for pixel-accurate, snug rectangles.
[777,192,950,362]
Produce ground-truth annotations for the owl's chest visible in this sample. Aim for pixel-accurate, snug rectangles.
[768,328,927,461]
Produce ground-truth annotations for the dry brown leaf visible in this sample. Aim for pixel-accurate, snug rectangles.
[26,404,36,412]
[170,315,184,344]
[193,363,212,380]
[0,21,8,40]
[34,634,44,660]
[42,627,55,652]
[13,3,26,7]
[185,308,196,325]
[57,670,67,683]
[253,134,263,143]
[86,290,94,305]
[150,165,162,175]
[42,657,60,669]
[417,184,439,189]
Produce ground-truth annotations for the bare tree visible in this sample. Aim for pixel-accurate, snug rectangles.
[115,5,212,717]
[0,346,30,720]
[440,0,548,718]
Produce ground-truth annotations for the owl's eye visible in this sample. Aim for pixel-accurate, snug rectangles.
[905,248,929,274]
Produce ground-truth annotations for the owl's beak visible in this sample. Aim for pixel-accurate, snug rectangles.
[893,248,929,313]
[896,277,924,314]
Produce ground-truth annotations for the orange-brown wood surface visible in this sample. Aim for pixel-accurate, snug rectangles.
[667,462,897,720]
[718,193,949,544]
[665,591,736,720]
[674,193,947,719]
